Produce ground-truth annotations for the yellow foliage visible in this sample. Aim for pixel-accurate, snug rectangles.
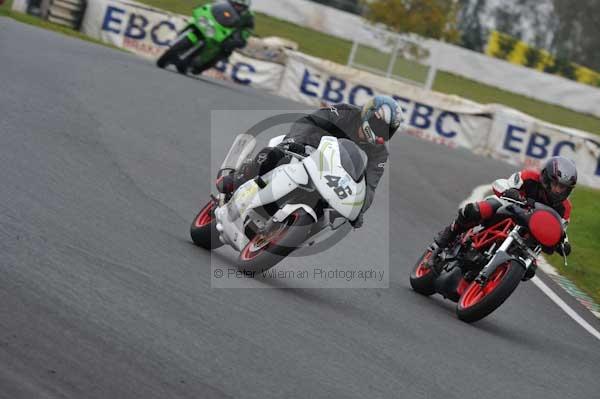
[486,30,600,86]
[366,0,460,43]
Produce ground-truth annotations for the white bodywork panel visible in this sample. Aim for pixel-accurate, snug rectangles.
[215,136,366,253]
[215,160,311,251]
[303,137,366,221]
[272,204,318,224]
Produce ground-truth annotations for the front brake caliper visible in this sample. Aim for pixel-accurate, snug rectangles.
[475,275,488,286]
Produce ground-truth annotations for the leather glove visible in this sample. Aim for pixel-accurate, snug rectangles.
[284,142,306,155]
[556,241,571,257]
[222,31,245,53]
[502,188,522,201]
[350,213,364,229]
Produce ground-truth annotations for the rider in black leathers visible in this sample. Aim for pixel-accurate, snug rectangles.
[217,96,404,228]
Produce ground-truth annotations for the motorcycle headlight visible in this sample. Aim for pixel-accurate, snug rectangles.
[197,16,209,27]
[204,25,216,37]
[197,16,215,38]
[528,209,562,247]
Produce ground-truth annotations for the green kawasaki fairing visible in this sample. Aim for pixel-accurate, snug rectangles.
[156,3,251,74]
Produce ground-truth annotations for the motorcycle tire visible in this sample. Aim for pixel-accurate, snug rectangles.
[156,35,193,69]
[190,199,223,250]
[236,210,313,273]
[456,260,525,323]
[409,248,437,296]
[175,42,207,75]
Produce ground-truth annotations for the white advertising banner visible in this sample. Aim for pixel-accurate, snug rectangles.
[11,0,28,13]
[48,0,600,188]
[487,107,600,188]
[81,0,187,59]
[9,0,600,117]
[426,40,600,120]
[253,0,600,118]
[212,51,285,92]
[81,0,284,92]
[279,51,493,152]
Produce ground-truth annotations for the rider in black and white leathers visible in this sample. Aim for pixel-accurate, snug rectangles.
[217,96,404,228]
[283,104,389,216]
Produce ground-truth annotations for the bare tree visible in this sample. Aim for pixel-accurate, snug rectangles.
[457,0,487,51]
[551,0,600,70]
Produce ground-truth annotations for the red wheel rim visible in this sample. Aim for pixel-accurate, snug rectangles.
[194,201,215,228]
[240,214,298,261]
[459,262,510,309]
[415,251,433,278]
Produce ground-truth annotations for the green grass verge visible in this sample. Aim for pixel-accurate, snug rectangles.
[137,0,600,135]
[0,0,13,12]
[546,186,600,304]
[0,0,122,51]
[5,0,599,306]
[138,0,600,307]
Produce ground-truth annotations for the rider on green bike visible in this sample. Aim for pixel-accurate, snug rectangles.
[190,0,254,74]
[156,0,254,75]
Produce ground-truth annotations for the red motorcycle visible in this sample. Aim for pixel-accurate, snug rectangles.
[410,197,566,323]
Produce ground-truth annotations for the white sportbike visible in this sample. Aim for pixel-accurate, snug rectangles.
[190,134,368,271]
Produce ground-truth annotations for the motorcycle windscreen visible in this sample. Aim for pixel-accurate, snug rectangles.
[220,134,256,172]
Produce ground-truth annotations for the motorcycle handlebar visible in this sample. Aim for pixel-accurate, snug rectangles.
[500,196,527,206]
[281,149,307,160]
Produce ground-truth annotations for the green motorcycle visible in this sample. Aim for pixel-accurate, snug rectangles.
[156,3,247,74]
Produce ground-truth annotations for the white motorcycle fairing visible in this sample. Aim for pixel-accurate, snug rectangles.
[214,159,316,251]
[303,137,366,221]
[214,136,366,252]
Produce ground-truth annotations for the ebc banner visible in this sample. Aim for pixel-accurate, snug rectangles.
[279,51,493,152]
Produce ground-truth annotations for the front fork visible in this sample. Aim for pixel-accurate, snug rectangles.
[476,227,534,284]
[175,22,200,45]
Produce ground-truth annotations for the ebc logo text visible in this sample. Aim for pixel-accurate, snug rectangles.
[501,124,600,177]
[502,124,576,159]
[299,69,461,139]
[101,6,178,46]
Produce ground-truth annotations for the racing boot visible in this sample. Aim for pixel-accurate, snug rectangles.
[434,202,482,250]
[427,222,460,270]
[434,223,459,249]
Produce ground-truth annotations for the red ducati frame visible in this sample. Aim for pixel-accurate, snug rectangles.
[462,218,515,251]
[453,218,515,297]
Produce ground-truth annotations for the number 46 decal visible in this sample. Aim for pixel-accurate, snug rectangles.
[324,175,352,199]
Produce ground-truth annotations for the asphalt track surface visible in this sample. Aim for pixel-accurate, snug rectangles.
[1,19,599,399]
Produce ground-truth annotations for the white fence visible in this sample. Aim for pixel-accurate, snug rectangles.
[251,0,600,119]
[276,51,600,189]
[11,0,28,12]
[14,0,600,189]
